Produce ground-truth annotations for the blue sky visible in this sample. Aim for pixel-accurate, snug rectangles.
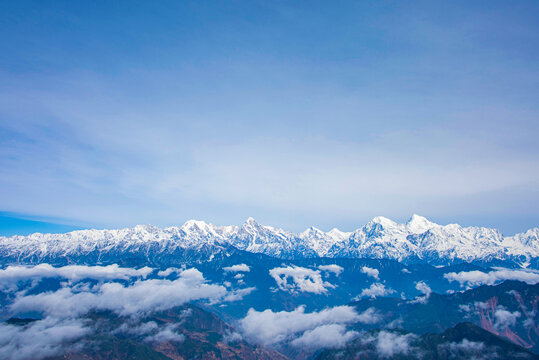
[1,0,538,235]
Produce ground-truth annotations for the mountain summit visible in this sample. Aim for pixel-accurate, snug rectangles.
[0,216,538,267]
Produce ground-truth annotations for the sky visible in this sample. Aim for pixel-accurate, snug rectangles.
[0,0,538,236]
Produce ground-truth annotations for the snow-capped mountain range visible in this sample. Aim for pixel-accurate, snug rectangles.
[1,215,538,267]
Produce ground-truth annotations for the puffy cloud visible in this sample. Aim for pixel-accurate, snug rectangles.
[114,320,185,343]
[401,268,411,274]
[415,281,432,297]
[356,283,395,299]
[446,339,485,353]
[361,266,380,280]
[0,317,89,360]
[373,331,414,358]
[222,287,256,302]
[10,268,237,318]
[442,339,498,359]
[157,267,183,277]
[290,324,358,350]
[223,264,250,273]
[144,324,185,343]
[0,264,153,290]
[223,330,243,343]
[409,281,432,304]
[1,266,259,358]
[493,308,520,330]
[269,266,335,294]
[356,307,382,324]
[115,320,159,336]
[239,305,363,346]
[318,264,344,276]
[444,268,539,287]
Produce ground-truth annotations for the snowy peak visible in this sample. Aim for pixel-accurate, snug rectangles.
[406,214,438,234]
[0,215,538,266]
[370,216,398,228]
[181,220,213,234]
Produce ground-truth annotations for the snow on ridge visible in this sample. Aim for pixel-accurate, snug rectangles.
[0,216,538,265]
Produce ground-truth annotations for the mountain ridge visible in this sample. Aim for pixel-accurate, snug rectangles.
[1,215,538,267]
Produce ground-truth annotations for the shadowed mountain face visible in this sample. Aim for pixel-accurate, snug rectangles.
[21,305,288,360]
[351,281,539,353]
[315,322,539,360]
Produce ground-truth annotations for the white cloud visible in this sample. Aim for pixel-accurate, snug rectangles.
[444,268,539,287]
[0,264,153,290]
[415,281,432,296]
[290,324,358,350]
[0,317,89,360]
[269,266,335,294]
[356,283,395,299]
[373,331,415,358]
[409,281,432,304]
[157,267,183,277]
[223,331,243,343]
[0,265,255,358]
[493,308,520,330]
[114,320,159,336]
[239,305,362,346]
[447,339,485,354]
[318,264,344,276]
[222,287,256,302]
[144,324,185,343]
[10,268,241,318]
[223,264,250,273]
[356,307,382,324]
[115,320,185,343]
[361,266,379,280]
[442,339,498,358]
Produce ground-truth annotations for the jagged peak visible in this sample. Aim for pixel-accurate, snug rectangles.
[328,228,349,236]
[300,226,324,236]
[406,214,438,233]
[369,216,398,228]
[180,220,215,236]
[244,217,259,226]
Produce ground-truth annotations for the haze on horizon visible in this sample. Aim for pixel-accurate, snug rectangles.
[1,1,538,236]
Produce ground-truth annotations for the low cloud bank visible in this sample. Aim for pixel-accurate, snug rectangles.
[10,268,234,317]
[1,264,255,360]
[373,331,415,358]
[0,317,89,360]
[357,331,416,358]
[0,264,152,290]
[444,268,539,287]
[291,324,358,350]
[269,266,335,294]
[239,305,379,348]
